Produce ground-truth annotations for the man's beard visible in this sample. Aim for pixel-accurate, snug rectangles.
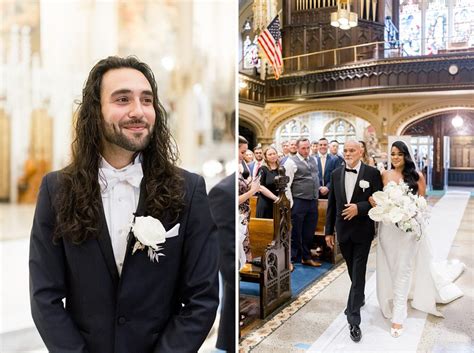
[103,119,153,152]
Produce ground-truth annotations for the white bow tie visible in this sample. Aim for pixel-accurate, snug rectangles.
[99,163,143,193]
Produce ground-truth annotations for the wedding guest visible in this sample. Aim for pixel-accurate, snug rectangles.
[310,140,319,156]
[250,146,264,178]
[238,136,259,265]
[360,140,376,167]
[256,146,280,219]
[316,137,338,199]
[29,56,219,353]
[329,139,345,166]
[281,140,290,157]
[285,138,321,268]
[244,150,254,164]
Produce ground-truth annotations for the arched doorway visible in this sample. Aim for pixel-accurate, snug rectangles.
[402,110,474,190]
[239,120,257,150]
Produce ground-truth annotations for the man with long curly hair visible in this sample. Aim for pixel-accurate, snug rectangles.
[29,56,219,353]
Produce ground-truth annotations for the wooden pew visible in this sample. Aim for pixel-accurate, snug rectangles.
[249,196,257,218]
[240,167,292,319]
[314,199,343,264]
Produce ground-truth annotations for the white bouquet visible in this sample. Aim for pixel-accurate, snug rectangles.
[368,180,429,241]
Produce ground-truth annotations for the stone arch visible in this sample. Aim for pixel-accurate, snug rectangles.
[267,103,379,138]
[392,100,474,135]
[239,109,265,137]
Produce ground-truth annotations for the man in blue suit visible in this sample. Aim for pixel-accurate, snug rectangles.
[29,56,219,353]
[315,138,338,199]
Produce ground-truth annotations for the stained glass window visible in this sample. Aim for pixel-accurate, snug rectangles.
[243,35,260,69]
[452,0,474,47]
[278,119,310,142]
[400,0,474,55]
[400,0,422,56]
[425,0,447,54]
[325,119,356,144]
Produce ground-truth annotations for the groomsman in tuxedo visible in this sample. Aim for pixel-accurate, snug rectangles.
[315,138,338,199]
[29,56,219,353]
[325,140,382,342]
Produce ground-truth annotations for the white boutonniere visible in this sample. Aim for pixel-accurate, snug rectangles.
[130,216,180,263]
[359,179,370,192]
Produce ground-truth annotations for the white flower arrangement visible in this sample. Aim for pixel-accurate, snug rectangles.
[130,216,180,262]
[368,180,429,241]
[359,180,370,191]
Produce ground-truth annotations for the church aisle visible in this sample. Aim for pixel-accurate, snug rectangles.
[243,192,472,353]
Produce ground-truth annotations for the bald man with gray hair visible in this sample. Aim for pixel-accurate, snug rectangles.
[325,139,382,343]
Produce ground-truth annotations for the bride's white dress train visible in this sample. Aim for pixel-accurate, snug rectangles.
[376,222,465,324]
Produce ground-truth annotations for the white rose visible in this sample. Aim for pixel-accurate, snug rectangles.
[132,216,166,250]
[388,207,404,223]
[359,180,370,190]
[368,206,385,221]
[388,187,404,202]
[372,191,388,206]
[416,196,427,210]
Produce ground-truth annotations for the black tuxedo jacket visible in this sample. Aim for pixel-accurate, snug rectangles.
[208,173,235,353]
[325,163,383,244]
[29,170,219,353]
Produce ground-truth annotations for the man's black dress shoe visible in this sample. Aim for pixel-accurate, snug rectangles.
[349,324,362,342]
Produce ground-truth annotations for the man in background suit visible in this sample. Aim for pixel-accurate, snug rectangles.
[208,173,235,353]
[285,138,321,267]
[29,56,219,353]
[325,140,382,343]
[315,137,337,199]
[329,139,345,166]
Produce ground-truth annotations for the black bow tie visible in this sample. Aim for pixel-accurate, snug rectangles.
[345,168,357,174]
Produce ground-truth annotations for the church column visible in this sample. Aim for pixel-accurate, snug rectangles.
[40,0,118,170]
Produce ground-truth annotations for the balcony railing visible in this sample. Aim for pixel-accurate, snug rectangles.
[238,73,266,106]
[283,41,409,73]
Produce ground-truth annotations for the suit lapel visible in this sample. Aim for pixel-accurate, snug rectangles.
[340,166,347,204]
[317,156,323,186]
[350,162,366,203]
[97,200,120,288]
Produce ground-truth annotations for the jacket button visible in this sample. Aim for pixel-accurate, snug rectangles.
[118,316,126,325]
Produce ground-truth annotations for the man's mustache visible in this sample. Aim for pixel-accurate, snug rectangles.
[120,119,150,129]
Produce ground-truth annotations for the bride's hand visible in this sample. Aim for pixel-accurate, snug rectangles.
[368,196,377,208]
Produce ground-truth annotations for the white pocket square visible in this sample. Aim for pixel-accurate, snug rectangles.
[165,223,180,238]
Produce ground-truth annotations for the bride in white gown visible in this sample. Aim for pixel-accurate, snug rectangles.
[373,140,464,338]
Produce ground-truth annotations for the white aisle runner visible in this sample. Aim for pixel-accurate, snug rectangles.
[308,191,470,353]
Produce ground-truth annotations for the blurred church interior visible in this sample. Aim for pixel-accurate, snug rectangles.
[0,1,235,352]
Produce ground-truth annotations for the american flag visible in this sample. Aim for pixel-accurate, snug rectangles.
[257,15,283,80]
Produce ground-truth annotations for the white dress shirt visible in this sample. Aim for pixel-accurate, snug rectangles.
[345,160,361,203]
[319,153,328,175]
[99,155,143,275]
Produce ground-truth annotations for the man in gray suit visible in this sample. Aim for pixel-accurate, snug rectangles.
[284,138,321,267]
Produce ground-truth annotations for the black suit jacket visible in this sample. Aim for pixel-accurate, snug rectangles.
[208,173,235,353]
[325,163,383,244]
[29,170,219,353]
